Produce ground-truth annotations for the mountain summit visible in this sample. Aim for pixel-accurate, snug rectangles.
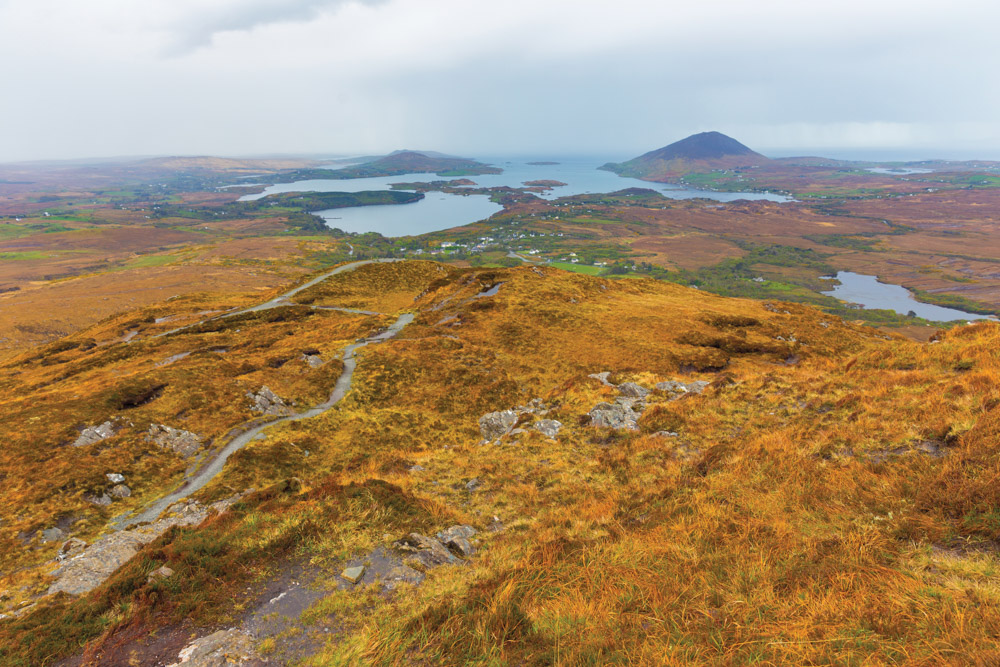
[638,131,763,161]
[601,131,770,180]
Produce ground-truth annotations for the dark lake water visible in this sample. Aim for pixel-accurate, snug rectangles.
[822,272,995,322]
[238,156,791,237]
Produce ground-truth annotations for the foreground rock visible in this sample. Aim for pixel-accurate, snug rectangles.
[167,628,260,667]
[395,533,458,567]
[589,400,642,430]
[656,380,710,398]
[395,525,478,568]
[168,525,479,666]
[302,353,324,368]
[247,386,294,417]
[72,420,117,448]
[585,373,712,431]
[147,424,204,458]
[479,399,555,442]
[533,419,563,438]
[48,497,237,596]
[438,525,478,557]
[617,382,649,399]
[478,410,518,441]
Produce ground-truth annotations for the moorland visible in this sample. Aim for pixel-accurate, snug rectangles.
[3,140,1000,663]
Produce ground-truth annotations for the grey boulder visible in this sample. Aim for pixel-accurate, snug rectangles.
[247,386,294,417]
[72,421,117,448]
[533,419,563,438]
[478,410,518,440]
[589,401,641,430]
[147,424,203,458]
[617,382,650,399]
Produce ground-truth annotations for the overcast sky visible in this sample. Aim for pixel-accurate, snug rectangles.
[2,0,999,162]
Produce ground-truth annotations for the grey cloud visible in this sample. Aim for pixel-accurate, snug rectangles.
[164,0,385,55]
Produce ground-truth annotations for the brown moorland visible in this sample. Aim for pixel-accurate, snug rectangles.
[2,260,1000,664]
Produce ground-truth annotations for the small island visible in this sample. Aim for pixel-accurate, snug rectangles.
[388,178,477,191]
[522,179,568,187]
[526,161,560,165]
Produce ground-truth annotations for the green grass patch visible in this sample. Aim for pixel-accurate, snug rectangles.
[549,261,605,275]
[123,254,178,269]
[0,251,48,261]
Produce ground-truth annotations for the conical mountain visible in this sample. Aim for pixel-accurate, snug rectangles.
[602,131,771,180]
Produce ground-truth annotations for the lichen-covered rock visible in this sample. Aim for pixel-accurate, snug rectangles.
[109,484,131,498]
[40,527,64,543]
[148,565,174,583]
[58,538,87,561]
[589,401,641,430]
[438,525,477,542]
[439,525,478,558]
[445,536,474,557]
[656,380,710,398]
[588,371,614,386]
[302,353,324,368]
[72,421,117,447]
[48,497,237,596]
[381,564,425,591]
[395,533,457,568]
[247,386,294,417]
[533,419,563,438]
[147,424,204,458]
[478,409,518,440]
[106,473,125,484]
[167,628,259,667]
[617,382,650,399]
[83,492,111,507]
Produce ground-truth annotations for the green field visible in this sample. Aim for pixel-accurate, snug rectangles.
[549,261,605,275]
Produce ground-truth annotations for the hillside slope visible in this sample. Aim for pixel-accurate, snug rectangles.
[2,261,1000,664]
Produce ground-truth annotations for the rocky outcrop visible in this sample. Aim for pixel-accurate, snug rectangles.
[109,484,131,498]
[167,628,259,667]
[72,421,117,448]
[147,424,204,458]
[533,419,563,438]
[479,399,556,442]
[586,373,712,431]
[247,386,294,417]
[656,380,710,398]
[48,497,237,597]
[41,527,64,543]
[588,371,614,386]
[589,401,642,430]
[83,492,112,507]
[302,353,324,368]
[438,525,477,557]
[478,410,518,440]
[396,532,458,568]
[617,382,650,399]
[395,525,478,568]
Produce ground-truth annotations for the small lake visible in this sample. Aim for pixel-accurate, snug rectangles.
[822,271,995,322]
[237,157,791,237]
[866,167,934,175]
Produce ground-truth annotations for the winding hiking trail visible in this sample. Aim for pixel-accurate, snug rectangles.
[153,258,399,338]
[117,259,411,528]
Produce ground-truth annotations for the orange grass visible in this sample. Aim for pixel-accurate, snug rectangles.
[2,262,1000,664]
